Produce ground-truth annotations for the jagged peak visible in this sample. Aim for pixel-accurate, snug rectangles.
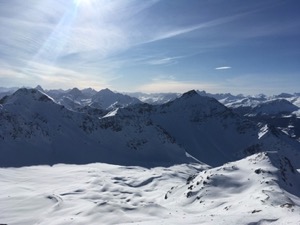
[35,85,44,92]
[14,88,40,95]
[161,89,228,116]
[7,88,53,103]
[177,89,220,104]
[181,90,198,98]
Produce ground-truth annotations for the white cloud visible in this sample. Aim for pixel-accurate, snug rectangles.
[145,10,258,44]
[147,56,185,65]
[215,66,231,70]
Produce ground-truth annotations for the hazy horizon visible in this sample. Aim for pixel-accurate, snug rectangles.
[1,85,300,97]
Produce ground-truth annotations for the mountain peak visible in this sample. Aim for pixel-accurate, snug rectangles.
[92,88,141,110]
[276,93,293,98]
[6,88,53,104]
[14,88,40,96]
[68,87,82,95]
[35,85,44,92]
[181,90,198,98]
[81,87,97,96]
[98,88,114,95]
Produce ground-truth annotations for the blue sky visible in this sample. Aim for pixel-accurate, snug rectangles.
[0,0,299,94]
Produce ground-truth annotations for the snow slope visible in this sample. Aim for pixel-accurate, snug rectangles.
[0,151,299,225]
[164,151,300,225]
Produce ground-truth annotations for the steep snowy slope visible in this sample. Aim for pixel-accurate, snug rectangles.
[0,88,195,167]
[164,151,300,224]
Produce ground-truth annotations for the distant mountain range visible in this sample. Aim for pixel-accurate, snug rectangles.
[1,87,300,167]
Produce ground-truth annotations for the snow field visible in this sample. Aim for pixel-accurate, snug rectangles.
[1,152,299,225]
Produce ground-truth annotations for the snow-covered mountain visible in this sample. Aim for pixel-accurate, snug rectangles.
[204,92,300,142]
[213,92,300,116]
[81,87,98,97]
[231,99,299,116]
[0,88,195,167]
[127,92,180,105]
[91,88,141,110]
[252,99,299,116]
[120,91,300,166]
[53,87,94,111]
[27,86,141,111]
[1,88,300,167]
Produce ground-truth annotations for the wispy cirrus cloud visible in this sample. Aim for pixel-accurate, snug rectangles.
[215,66,231,70]
[147,56,186,65]
[145,8,262,44]
[0,0,161,89]
[1,0,299,94]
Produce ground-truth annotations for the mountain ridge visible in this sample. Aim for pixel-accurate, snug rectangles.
[0,87,299,167]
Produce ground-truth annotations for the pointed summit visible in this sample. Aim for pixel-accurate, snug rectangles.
[181,90,198,98]
[35,85,44,93]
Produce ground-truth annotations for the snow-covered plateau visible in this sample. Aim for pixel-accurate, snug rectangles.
[0,87,300,224]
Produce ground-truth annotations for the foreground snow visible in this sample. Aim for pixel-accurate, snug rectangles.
[1,152,299,225]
